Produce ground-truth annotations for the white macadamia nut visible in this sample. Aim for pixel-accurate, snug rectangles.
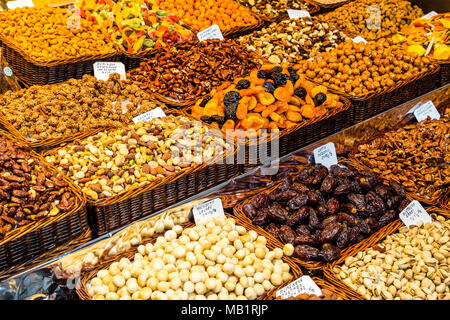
[283,243,294,256]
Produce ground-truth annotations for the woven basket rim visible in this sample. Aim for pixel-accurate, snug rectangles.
[76,213,302,300]
[0,132,87,247]
[244,0,321,23]
[302,63,440,101]
[41,115,238,207]
[0,35,118,67]
[323,207,450,300]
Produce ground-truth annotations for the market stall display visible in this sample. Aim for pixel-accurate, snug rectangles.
[351,115,450,205]
[236,163,409,269]
[128,39,261,106]
[0,6,119,85]
[78,215,301,300]
[295,38,440,121]
[149,0,262,35]
[0,74,163,150]
[325,213,450,300]
[320,0,424,40]
[238,18,347,64]
[0,133,88,276]
[236,0,320,22]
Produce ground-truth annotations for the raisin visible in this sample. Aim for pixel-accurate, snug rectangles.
[262,81,276,94]
[313,93,327,106]
[223,91,241,107]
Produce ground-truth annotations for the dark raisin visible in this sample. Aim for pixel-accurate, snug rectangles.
[257,70,270,79]
[235,79,251,90]
[294,87,307,99]
[271,72,288,87]
[210,115,226,125]
[224,102,238,120]
[223,91,241,107]
[313,92,327,106]
[199,95,211,107]
[200,116,213,123]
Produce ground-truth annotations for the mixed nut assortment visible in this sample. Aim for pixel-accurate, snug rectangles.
[88,215,293,300]
[0,74,159,140]
[128,39,261,102]
[295,38,433,96]
[239,18,347,64]
[190,64,344,133]
[333,215,450,300]
[0,7,116,62]
[243,164,408,263]
[44,116,229,201]
[0,136,77,239]
[237,0,312,20]
[321,0,424,40]
[353,116,450,200]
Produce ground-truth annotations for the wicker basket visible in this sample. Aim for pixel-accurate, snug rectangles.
[76,214,302,300]
[234,159,413,270]
[267,276,352,300]
[249,0,321,23]
[121,47,164,72]
[0,131,89,277]
[430,58,450,87]
[323,208,450,300]
[307,0,354,9]
[305,64,440,123]
[0,36,120,86]
[184,96,352,171]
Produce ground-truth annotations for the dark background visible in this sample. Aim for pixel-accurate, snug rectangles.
[411,0,450,13]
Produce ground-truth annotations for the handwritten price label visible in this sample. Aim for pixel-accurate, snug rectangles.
[313,142,338,169]
[287,10,310,19]
[192,198,225,224]
[352,36,368,44]
[276,276,322,299]
[93,62,126,81]
[399,200,432,227]
[132,107,166,124]
[413,100,440,122]
[197,25,224,41]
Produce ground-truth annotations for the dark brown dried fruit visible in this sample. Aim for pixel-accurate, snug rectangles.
[267,203,289,223]
[319,243,341,262]
[320,175,336,194]
[336,222,350,249]
[326,197,340,215]
[378,209,397,227]
[279,225,296,244]
[320,215,339,229]
[308,208,320,229]
[287,194,308,211]
[243,203,257,219]
[294,244,320,260]
[318,222,342,243]
[250,193,268,209]
[294,233,319,246]
[265,223,280,239]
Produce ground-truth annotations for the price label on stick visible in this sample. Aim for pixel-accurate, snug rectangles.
[399,200,432,227]
[287,10,310,19]
[192,198,225,224]
[313,142,338,169]
[7,0,34,9]
[276,276,322,299]
[421,11,438,19]
[132,107,166,124]
[352,36,367,44]
[413,100,440,122]
[93,62,126,81]
[197,25,224,41]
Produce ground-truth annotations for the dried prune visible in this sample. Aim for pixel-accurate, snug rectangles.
[326,198,340,215]
[294,234,319,246]
[268,203,289,222]
[287,206,310,227]
[225,102,238,120]
[243,203,257,219]
[336,222,350,249]
[295,224,311,236]
[319,243,341,262]
[199,95,212,107]
[294,87,307,99]
[320,175,336,194]
[389,181,406,197]
[257,70,270,79]
[235,79,250,90]
[338,212,357,226]
[287,194,308,211]
[294,244,320,260]
[252,208,270,226]
[318,222,342,243]
[272,72,289,87]
[291,182,309,194]
[279,225,296,244]
[262,81,276,94]
[223,91,241,107]
[378,209,397,227]
[265,223,280,239]
[250,193,268,209]
[308,208,320,229]
[366,191,385,214]
[314,93,327,107]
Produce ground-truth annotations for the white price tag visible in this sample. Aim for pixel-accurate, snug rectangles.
[399,200,432,227]
[313,142,338,169]
[132,107,166,124]
[413,100,440,122]
[93,62,126,81]
[276,276,322,299]
[287,10,310,19]
[421,11,438,20]
[7,0,34,9]
[197,25,224,41]
[352,36,367,44]
[192,198,225,224]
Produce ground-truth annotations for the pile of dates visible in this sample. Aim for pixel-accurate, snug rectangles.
[243,164,409,262]
[0,136,76,239]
